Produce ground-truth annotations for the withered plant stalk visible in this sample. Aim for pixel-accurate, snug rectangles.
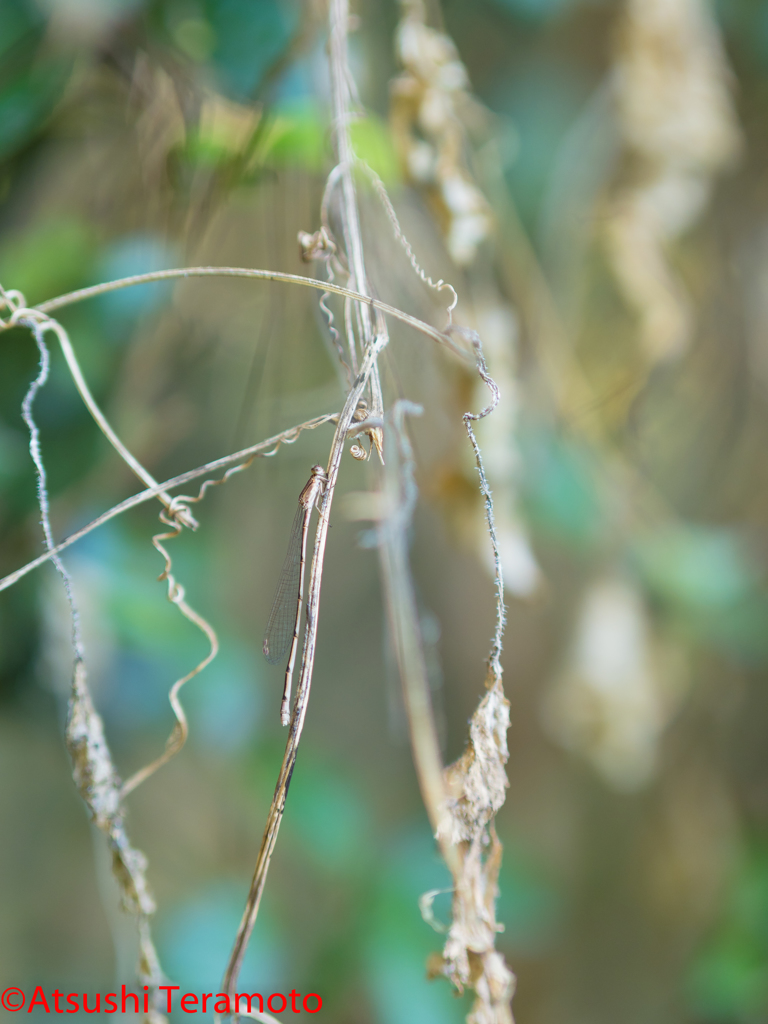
[0,2,516,1017]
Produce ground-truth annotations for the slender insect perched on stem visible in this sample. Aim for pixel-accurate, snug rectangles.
[263,464,328,725]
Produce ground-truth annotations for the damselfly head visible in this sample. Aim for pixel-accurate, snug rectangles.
[311,464,326,478]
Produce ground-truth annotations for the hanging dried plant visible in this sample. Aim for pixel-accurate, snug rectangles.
[605,0,742,362]
[390,0,493,266]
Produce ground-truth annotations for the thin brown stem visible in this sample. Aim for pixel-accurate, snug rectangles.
[222,335,388,997]
[8,310,195,527]
[31,266,468,358]
[0,414,339,593]
[377,403,457,871]
[222,3,399,993]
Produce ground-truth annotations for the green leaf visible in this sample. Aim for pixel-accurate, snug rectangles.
[0,62,70,161]
[284,762,372,872]
[261,103,328,171]
[0,218,95,306]
[352,115,401,185]
[687,846,768,1020]
[631,526,768,661]
[519,424,602,547]
[204,0,298,101]
[632,526,759,614]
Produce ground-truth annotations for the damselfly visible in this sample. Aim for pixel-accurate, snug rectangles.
[263,464,328,725]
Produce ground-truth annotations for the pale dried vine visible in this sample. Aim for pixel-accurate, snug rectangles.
[10,306,165,1017]
[1,5,517,1017]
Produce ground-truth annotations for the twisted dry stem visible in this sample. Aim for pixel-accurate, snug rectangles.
[376,402,459,870]
[0,293,196,528]
[119,508,220,799]
[12,307,165,1012]
[1,45,514,1010]
[223,2,514,1013]
[0,329,340,803]
[33,266,469,358]
[359,159,458,325]
[223,0,399,992]
[0,414,339,593]
[2,294,346,1006]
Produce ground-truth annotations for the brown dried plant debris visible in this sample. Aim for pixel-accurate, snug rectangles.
[388,3,539,598]
[67,662,166,1021]
[3,7,519,1008]
[10,305,166,1012]
[67,663,157,930]
[604,0,742,363]
[419,331,516,1023]
[378,394,515,1023]
[442,676,511,846]
[434,675,515,1024]
[390,0,492,265]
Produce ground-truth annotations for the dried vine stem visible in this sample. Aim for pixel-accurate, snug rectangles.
[18,318,84,658]
[328,0,381,365]
[358,158,458,324]
[221,3,515,1019]
[17,314,165,1015]
[33,266,469,358]
[458,328,506,671]
[120,410,341,798]
[0,295,196,528]
[223,0,397,992]
[222,332,389,996]
[1,340,337,797]
[11,306,218,802]
[375,343,515,1023]
[434,329,515,1023]
[356,2,514,1013]
[119,507,219,799]
[0,413,339,593]
[329,0,389,461]
[376,402,458,867]
[67,661,165,1015]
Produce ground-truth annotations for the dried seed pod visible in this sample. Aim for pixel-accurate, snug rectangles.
[298,227,335,262]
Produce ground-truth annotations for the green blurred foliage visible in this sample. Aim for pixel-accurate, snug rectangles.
[203,0,299,101]
[489,0,576,23]
[687,842,768,1022]
[363,829,470,1024]
[0,1,68,161]
[519,422,604,548]
[632,527,768,662]
[260,104,329,173]
[284,762,374,873]
[157,882,290,1012]
[0,220,95,308]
